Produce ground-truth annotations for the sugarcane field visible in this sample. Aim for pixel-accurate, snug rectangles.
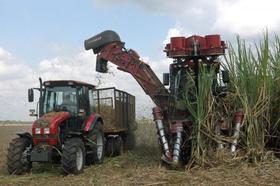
[1,1,280,185]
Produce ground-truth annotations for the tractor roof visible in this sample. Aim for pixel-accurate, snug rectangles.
[43,80,96,89]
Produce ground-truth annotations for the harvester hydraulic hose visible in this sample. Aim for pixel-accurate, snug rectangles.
[152,107,172,162]
[231,109,244,153]
[172,129,182,164]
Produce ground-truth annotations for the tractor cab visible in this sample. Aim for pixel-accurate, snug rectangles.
[28,80,97,134]
[41,80,95,118]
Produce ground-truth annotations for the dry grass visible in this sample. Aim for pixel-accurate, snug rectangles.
[0,123,280,185]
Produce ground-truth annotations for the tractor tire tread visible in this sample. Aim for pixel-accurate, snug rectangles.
[6,137,32,175]
[61,138,85,175]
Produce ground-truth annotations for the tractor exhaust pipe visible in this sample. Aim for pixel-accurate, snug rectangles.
[231,109,244,153]
[152,107,172,163]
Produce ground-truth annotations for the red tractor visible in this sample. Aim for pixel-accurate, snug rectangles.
[84,30,244,166]
[7,79,136,174]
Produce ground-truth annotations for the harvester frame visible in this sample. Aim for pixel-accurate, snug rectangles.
[84,30,244,166]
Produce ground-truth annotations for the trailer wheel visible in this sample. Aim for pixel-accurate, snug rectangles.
[6,138,32,175]
[61,138,85,175]
[105,137,115,157]
[106,136,123,156]
[115,136,124,156]
[124,131,136,151]
[85,122,105,165]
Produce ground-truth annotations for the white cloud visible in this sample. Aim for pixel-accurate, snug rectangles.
[0,47,12,61]
[0,47,170,120]
[94,0,280,37]
[163,24,184,45]
[0,47,38,120]
[212,0,280,36]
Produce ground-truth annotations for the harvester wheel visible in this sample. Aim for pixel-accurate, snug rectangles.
[85,122,105,165]
[61,138,85,175]
[6,137,32,175]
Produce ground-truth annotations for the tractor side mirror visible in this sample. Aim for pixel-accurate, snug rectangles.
[163,73,169,86]
[29,109,38,117]
[28,88,34,102]
[96,57,108,73]
[222,70,230,83]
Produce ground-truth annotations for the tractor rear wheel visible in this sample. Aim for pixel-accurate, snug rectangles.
[6,137,32,175]
[61,138,85,175]
[85,122,105,165]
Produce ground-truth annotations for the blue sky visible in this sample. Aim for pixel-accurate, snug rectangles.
[1,0,279,120]
[0,0,173,65]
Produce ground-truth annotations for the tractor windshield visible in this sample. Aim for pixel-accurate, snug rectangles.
[43,86,77,115]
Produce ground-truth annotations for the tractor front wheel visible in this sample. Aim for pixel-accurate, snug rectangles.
[6,137,32,175]
[61,138,85,175]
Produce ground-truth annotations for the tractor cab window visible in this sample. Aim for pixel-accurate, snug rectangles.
[89,88,97,113]
[43,86,77,115]
[77,86,90,116]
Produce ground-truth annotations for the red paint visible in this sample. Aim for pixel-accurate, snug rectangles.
[233,109,245,123]
[165,34,226,58]
[98,43,169,110]
[32,112,71,145]
[152,107,162,121]
[205,35,221,48]
[84,113,98,132]
[185,35,206,49]
[170,37,185,50]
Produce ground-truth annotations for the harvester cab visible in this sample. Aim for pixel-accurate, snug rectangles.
[7,79,136,175]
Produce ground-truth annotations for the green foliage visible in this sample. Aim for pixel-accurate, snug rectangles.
[183,65,218,166]
[224,32,280,162]
[183,31,280,166]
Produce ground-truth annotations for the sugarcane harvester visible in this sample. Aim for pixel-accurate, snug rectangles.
[84,30,244,166]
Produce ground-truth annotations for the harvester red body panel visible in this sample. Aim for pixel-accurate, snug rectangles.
[165,35,225,58]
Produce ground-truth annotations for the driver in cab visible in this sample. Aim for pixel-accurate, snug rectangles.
[61,94,77,114]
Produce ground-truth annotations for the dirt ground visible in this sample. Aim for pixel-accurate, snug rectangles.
[0,124,280,186]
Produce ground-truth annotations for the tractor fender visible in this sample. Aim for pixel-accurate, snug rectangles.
[84,113,103,132]
[16,132,33,145]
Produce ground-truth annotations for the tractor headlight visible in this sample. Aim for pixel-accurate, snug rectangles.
[35,128,41,134]
[44,128,50,134]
